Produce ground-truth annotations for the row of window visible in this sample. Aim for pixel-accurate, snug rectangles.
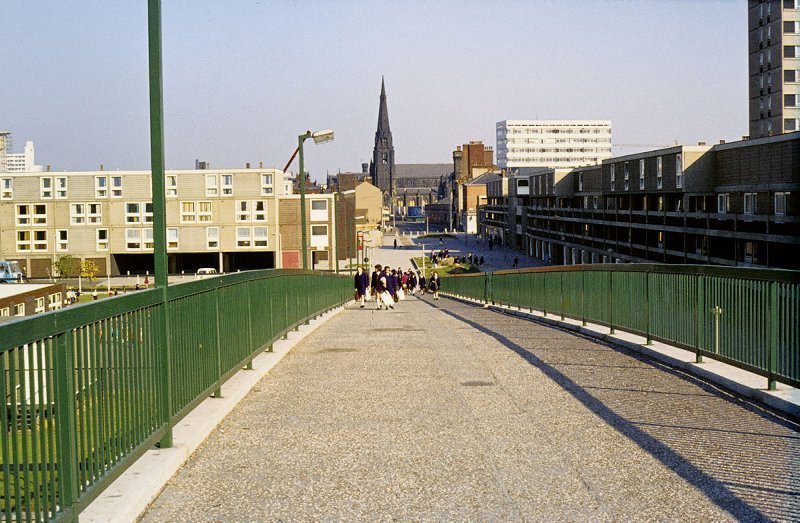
[556,192,789,217]
[0,173,278,201]
[504,138,612,145]
[502,127,611,135]
[16,229,108,252]
[0,303,26,317]
[609,155,681,192]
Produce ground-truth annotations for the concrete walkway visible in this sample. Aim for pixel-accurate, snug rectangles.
[141,295,799,521]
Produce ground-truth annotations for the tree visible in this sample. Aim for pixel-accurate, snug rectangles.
[80,260,100,287]
[53,255,80,279]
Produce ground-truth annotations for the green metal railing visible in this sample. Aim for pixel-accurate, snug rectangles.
[444,265,800,390]
[0,269,350,521]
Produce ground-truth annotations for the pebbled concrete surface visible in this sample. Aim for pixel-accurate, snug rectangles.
[141,295,800,522]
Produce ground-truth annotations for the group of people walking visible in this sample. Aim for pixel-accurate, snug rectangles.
[354,265,441,309]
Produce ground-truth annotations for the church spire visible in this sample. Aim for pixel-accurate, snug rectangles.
[376,76,391,145]
[370,77,395,199]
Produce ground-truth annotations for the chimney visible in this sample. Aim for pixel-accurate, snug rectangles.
[259,161,263,168]
[362,162,369,173]
[697,141,706,146]
[719,140,726,144]
[246,162,251,169]
[46,165,51,172]
[100,164,104,171]
[742,135,750,140]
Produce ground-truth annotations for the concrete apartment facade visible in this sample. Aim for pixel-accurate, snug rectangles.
[0,168,341,277]
[748,0,800,137]
[495,120,612,171]
[480,133,800,269]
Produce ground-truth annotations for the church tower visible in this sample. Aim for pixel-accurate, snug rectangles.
[369,77,395,204]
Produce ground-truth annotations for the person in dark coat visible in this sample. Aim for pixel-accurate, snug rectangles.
[354,267,368,308]
[429,271,441,300]
[371,264,382,307]
[418,271,426,295]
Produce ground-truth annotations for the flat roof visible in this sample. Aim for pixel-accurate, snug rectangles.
[0,283,58,300]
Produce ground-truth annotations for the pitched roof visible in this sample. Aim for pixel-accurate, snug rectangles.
[465,171,501,186]
[395,163,452,178]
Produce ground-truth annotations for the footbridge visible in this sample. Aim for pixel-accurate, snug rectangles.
[0,260,798,521]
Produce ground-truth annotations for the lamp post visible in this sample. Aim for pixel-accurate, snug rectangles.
[297,129,334,270]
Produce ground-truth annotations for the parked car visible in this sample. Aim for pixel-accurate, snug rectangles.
[195,267,218,279]
[0,261,24,283]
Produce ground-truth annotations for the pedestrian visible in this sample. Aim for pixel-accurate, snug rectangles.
[513,256,519,269]
[479,255,485,266]
[488,236,493,251]
[419,271,427,295]
[393,238,398,250]
[379,268,394,310]
[371,264,382,309]
[92,289,98,301]
[354,267,368,308]
[429,271,441,300]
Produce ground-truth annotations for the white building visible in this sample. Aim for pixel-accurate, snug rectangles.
[1,134,43,173]
[496,120,612,171]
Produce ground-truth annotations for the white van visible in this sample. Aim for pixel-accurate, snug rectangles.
[195,267,218,279]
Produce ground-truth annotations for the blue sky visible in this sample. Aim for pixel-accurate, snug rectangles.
[2,1,747,181]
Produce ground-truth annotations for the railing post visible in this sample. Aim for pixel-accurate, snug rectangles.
[645,271,652,345]
[768,281,779,390]
[213,289,223,398]
[559,271,565,321]
[696,274,704,363]
[608,270,615,334]
[55,332,79,520]
[581,270,586,326]
[246,282,254,355]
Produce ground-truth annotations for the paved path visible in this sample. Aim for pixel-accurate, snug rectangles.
[142,294,799,521]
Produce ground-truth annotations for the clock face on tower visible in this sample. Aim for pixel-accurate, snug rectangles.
[382,153,388,164]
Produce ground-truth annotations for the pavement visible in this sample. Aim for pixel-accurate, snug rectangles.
[140,291,800,521]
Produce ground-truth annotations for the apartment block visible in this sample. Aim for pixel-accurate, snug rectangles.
[480,133,800,269]
[748,0,800,137]
[0,168,341,277]
[496,120,612,171]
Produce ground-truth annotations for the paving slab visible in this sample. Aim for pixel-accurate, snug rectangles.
[141,295,799,522]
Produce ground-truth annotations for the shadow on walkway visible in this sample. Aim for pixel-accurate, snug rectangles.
[421,296,800,522]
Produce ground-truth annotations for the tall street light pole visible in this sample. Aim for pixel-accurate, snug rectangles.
[296,129,334,270]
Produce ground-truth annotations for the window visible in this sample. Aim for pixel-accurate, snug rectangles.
[56,177,68,198]
[181,201,196,223]
[95,176,108,197]
[0,307,8,317]
[786,21,800,34]
[261,174,273,196]
[744,192,757,215]
[1,178,12,199]
[744,242,756,264]
[717,193,730,214]
[675,153,683,189]
[126,228,142,249]
[70,203,84,225]
[143,228,154,249]
[143,202,153,223]
[786,94,799,107]
[786,119,799,131]
[205,174,218,196]
[33,230,47,251]
[623,162,630,191]
[311,225,328,248]
[48,293,63,311]
[639,159,645,190]
[88,203,102,224]
[656,157,663,189]
[13,303,25,317]
[311,199,329,221]
[221,175,233,195]
[126,202,141,223]
[57,230,69,252]
[34,297,46,314]
[17,230,31,251]
[236,226,251,247]
[97,229,109,251]
[252,201,267,221]
[786,0,800,10]
[16,204,31,226]
[166,175,177,197]
[775,192,788,216]
[236,201,250,221]
[609,164,615,191]
[786,70,798,83]
[111,176,123,197]
[785,46,800,58]
[253,226,268,247]
[578,173,583,191]
[167,228,179,249]
[592,196,599,209]
[206,227,219,249]
[33,204,47,225]
[198,201,212,222]
[40,177,53,198]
